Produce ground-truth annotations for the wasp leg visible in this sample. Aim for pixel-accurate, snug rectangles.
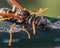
[9,23,16,46]
[21,25,30,39]
[32,21,36,35]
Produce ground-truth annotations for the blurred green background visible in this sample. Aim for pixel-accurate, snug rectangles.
[0,0,60,16]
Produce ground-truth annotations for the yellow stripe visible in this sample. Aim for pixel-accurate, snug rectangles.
[0,18,10,20]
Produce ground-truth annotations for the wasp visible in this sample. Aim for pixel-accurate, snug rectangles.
[0,0,48,46]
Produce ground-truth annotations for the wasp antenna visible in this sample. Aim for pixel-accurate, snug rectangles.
[39,8,48,14]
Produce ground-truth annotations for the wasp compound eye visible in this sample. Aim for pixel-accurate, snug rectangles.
[20,10,30,17]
